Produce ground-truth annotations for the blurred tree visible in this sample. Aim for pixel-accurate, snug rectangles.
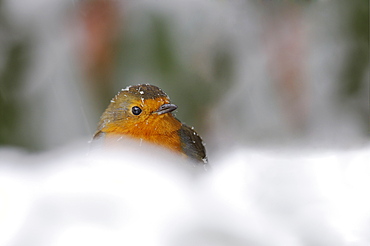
[0,7,31,148]
[79,0,122,113]
[338,0,369,133]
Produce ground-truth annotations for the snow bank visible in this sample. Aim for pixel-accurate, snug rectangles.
[0,142,369,246]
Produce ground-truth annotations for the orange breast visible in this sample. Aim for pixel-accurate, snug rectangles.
[104,113,183,154]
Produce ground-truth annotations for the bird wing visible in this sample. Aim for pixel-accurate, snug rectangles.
[178,124,207,164]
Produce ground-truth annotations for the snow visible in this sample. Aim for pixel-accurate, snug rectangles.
[121,85,131,92]
[0,142,369,246]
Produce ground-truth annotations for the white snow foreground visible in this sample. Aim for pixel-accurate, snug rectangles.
[0,143,369,246]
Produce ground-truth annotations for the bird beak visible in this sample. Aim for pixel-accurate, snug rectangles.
[153,103,178,115]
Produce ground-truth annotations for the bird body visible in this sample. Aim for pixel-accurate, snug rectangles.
[94,84,207,163]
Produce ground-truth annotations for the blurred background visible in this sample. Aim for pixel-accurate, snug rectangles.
[0,0,368,154]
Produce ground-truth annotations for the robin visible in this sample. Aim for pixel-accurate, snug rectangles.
[93,84,207,164]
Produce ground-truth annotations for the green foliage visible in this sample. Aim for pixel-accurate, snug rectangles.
[0,41,30,147]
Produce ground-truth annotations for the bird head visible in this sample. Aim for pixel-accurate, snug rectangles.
[95,84,178,136]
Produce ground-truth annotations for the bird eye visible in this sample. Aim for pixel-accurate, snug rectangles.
[131,106,142,115]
